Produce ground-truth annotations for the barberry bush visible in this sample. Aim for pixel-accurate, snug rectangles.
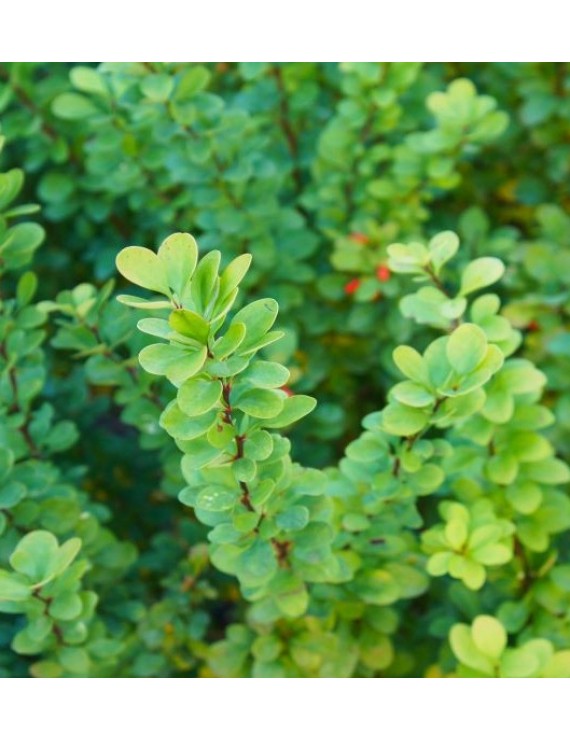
[1,62,570,677]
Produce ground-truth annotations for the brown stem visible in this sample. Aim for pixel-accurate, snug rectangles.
[271,66,304,196]
[514,538,534,593]
[219,380,291,563]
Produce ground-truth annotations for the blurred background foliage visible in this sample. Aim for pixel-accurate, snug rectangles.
[0,62,569,676]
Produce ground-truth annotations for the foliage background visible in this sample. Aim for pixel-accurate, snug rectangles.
[1,62,570,677]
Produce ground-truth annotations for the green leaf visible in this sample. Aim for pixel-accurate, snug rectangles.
[244,430,274,461]
[276,506,310,532]
[445,519,468,550]
[393,345,431,386]
[181,441,223,471]
[196,486,237,512]
[169,309,210,344]
[9,532,81,588]
[387,241,429,273]
[213,322,247,359]
[49,592,83,621]
[500,360,546,395]
[164,346,209,386]
[0,570,32,602]
[157,233,198,297]
[446,323,488,375]
[232,299,279,354]
[137,318,171,339]
[116,295,172,310]
[382,403,429,436]
[429,231,459,272]
[191,250,221,314]
[505,482,542,515]
[471,543,511,566]
[391,381,434,407]
[353,569,400,606]
[459,257,505,296]
[233,458,257,482]
[52,92,100,120]
[461,560,486,590]
[219,254,252,300]
[141,74,175,102]
[486,454,518,485]
[59,647,90,675]
[238,541,278,586]
[471,616,507,660]
[0,223,45,269]
[116,246,170,295]
[273,573,309,618]
[263,395,316,428]
[70,66,108,97]
[500,647,540,678]
[17,271,38,306]
[542,651,570,678]
[242,361,290,389]
[449,624,494,675]
[139,343,207,383]
[178,377,223,416]
[235,389,284,419]
[0,168,24,210]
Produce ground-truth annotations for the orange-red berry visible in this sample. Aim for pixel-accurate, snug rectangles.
[376,265,391,282]
[349,232,370,245]
[344,278,361,295]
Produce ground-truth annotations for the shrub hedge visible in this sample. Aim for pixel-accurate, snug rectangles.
[0,62,569,677]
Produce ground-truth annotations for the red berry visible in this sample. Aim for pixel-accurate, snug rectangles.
[344,278,361,295]
[349,232,370,245]
[376,265,391,282]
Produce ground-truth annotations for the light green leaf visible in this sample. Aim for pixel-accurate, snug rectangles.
[542,651,570,678]
[263,395,316,428]
[238,541,278,586]
[235,389,284,419]
[141,74,175,102]
[382,403,429,436]
[0,168,24,210]
[169,309,210,344]
[391,381,435,407]
[196,486,237,512]
[9,532,81,588]
[242,361,290,389]
[276,506,310,532]
[0,570,32,602]
[472,615,507,659]
[52,92,100,120]
[232,299,279,354]
[446,323,488,375]
[116,246,170,295]
[213,322,247,359]
[393,345,431,386]
[449,624,494,675]
[157,232,198,297]
[70,66,108,97]
[190,250,221,314]
[116,294,172,310]
[459,257,505,296]
[219,254,252,300]
[178,378,223,417]
[429,231,459,272]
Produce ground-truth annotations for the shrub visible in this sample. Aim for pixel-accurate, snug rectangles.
[0,62,569,677]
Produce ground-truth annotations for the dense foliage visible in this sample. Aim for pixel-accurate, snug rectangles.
[1,62,570,678]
